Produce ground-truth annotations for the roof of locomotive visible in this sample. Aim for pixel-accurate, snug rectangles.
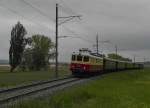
[72,52,103,60]
[104,57,133,63]
[72,52,134,64]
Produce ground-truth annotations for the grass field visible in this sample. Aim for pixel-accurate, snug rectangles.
[12,68,150,108]
[0,65,71,88]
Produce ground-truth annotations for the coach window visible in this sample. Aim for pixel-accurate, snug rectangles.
[72,55,76,61]
[84,56,89,62]
[77,55,82,61]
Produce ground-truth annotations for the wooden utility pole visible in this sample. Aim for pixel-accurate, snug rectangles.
[55,3,58,78]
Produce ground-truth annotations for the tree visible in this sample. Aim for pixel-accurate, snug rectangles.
[107,53,132,62]
[108,53,121,60]
[21,34,55,71]
[20,48,33,71]
[9,22,27,72]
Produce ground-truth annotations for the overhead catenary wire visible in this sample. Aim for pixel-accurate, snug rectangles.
[55,3,95,44]
[1,0,95,45]
[58,0,79,15]
[0,0,96,41]
[0,0,77,39]
[20,0,78,26]
[21,0,95,42]
[58,0,97,39]
[20,0,56,22]
[58,17,75,25]
[19,0,146,62]
[0,4,52,32]
[19,0,90,42]
[60,25,93,43]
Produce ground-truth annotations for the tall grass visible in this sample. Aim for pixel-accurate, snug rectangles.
[12,68,150,108]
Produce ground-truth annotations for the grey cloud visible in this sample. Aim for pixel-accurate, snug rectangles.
[0,0,150,62]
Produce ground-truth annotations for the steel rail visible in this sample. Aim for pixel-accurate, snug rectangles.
[0,77,80,105]
[0,75,73,94]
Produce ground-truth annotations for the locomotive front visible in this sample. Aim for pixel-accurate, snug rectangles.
[70,54,90,76]
[70,53,104,76]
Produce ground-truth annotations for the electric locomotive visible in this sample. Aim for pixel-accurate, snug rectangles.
[70,49,144,76]
[70,52,103,76]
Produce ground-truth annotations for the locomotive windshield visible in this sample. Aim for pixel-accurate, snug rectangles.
[72,55,89,62]
[77,55,82,61]
[72,55,76,61]
[83,56,89,62]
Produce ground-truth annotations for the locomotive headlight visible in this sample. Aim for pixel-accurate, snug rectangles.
[71,65,75,69]
[83,66,86,70]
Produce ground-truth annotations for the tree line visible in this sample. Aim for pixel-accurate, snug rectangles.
[9,22,55,72]
[107,53,132,62]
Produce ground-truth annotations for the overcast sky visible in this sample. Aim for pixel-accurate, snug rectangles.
[0,0,150,62]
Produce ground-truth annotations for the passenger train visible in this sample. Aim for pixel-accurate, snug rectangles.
[70,49,144,77]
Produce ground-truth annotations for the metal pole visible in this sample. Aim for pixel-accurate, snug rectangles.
[115,44,117,59]
[143,57,145,64]
[134,55,135,63]
[55,3,58,78]
[96,34,99,54]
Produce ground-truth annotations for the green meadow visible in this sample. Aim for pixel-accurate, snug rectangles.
[13,68,150,108]
[0,65,70,88]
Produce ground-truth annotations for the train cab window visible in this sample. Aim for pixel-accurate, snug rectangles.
[83,56,89,62]
[77,55,82,61]
[72,55,76,61]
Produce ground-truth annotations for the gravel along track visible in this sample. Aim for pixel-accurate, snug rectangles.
[0,76,100,108]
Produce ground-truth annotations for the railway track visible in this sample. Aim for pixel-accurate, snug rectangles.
[0,76,84,107]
